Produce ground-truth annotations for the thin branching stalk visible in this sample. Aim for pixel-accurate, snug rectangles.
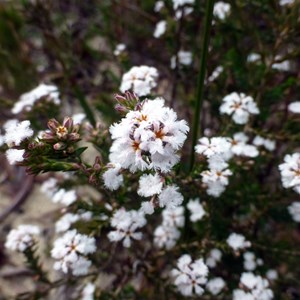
[74,86,96,127]
[189,0,214,171]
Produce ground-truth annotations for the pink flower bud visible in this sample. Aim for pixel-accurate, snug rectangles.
[53,142,66,150]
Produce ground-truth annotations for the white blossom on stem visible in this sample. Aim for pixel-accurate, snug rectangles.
[171,254,209,296]
[51,229,96,276]
[5,224,40,252]
[220,92,259,124]
[108,208,146,248]
[227,233,251,251]
[120,66,158,96]
[4,120,34,147]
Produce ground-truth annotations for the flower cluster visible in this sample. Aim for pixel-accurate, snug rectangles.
[227,233,251,251]
[154,205,184,249]
[170,51,193,69]
[206,277,226,295]
[3,120,34,165]
[206,248,222,268]
[109,97,189,173]
[55,211,92,233]
[195,133,260,197]
[171,254,209,297]
[5,224,40,252]
[233,272,274,300]
[243,252,264,271]
[187,198,206,222]
[51,229,96,276]
[220,92,260,124]
[12,83,60,115]
[120,66,159,96]
[41,117,80,152]
[213,2,231,20]
[279,153,300,194]
[107,208,146,248]
[40,177,78,206]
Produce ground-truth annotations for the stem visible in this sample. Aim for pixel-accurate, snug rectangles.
[189,0,214,171]
[74,86,96,127]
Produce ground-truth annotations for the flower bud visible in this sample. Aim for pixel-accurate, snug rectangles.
[115,104,128,113]
[68,132,80,141]
[47,119,60,132]
[53,142,66,150]
[63,116,73,130]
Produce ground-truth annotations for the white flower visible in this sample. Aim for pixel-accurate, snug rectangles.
[187,199,206,222]
[227,233,251,251]
[247,53,261,63]
[72,113,86,125]
[243,252,263,271]
[141,201,155,215]
[108,208,146,248]
[220,92,259,124]
[177,51,192,66]
[238,272,274,300]
[171,51,193,69]
[154,225,180,249]
[233,289,255,300]
[279,0,294,5]
[172,0,194,10]
[288,101,300,113]
[195,136,231,158]
[153,20,167,38]
[206,248,222,268]
[288,201,300,222]
[55,211,92,233]
[266,269,278,281]
[102,164,123,191]
[109,98,189,173]
[279,153,300,194]
[114,43,126,56]
[52,189,77,206]
[207,66,224,82]
[263,139,276,151]
[272,59,290,71]
[175,6,193,19]
[40,178,58,198]
[51,229,96,276]
[206,277,225,295]
[162,206,185,228]
[5,149,25,165]
[81,283,95,300]
[4,120,34,147]
[229,132,259,157]
[253,135,275,151]
[138,173,163,197]
[158,185,184,209]
[120,66,158,96]
[213,2,231,20]
[171,254,208,297]
[56,213,80,233]
[5,224,40,252]
[201,157,232,198]
[12,83,60,114]
[154,1,164,12]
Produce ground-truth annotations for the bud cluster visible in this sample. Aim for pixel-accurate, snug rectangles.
[41,117,81,153]
[114,91,140,114]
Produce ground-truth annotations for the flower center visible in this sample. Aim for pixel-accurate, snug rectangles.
[56,126,68,137]
[136,114,148,122]
[155,129,165,140]
[132,141,140,151]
